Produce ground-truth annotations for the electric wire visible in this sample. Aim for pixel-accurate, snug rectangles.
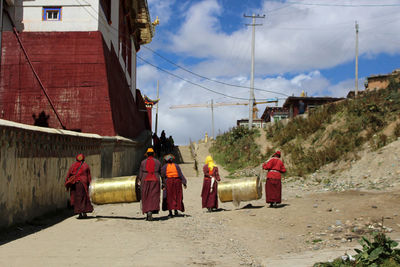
[137,55,276,101]
[76,0,400,101]
[142,46,289,96]
[76,0,290,99]
[285,1,400,7]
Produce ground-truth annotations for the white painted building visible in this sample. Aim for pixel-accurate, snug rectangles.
[3,0,155,99]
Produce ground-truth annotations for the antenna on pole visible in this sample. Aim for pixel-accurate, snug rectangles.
[355,21,359,97]
[244,13,265,129]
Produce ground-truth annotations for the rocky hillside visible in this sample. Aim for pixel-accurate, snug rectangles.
[211,80,400,189]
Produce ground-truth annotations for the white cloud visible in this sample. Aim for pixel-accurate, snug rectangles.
[147,0,176,24]
[138,67,353,144]
[166,0,400,76]
[137,0,400,144]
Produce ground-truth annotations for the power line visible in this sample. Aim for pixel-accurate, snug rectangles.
[285,1,400,7]
[142,46,289,96]
[138,55,262,101]
[76,0,290,99]
[80,1,290,97]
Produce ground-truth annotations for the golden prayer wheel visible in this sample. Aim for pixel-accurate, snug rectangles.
[89,176,140,205]
[218,176,262,204]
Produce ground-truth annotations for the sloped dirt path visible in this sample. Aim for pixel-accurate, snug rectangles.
[1,143,400,267]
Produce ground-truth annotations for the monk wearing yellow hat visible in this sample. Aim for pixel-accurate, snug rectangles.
[201,155,221,212]
[138,148,162,221]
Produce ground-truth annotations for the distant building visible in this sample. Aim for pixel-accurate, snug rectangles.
[143,95,159,131]
[0,0,156,139]
[260,107,289,123]
[237,118,268,128]
[283,96,343,118]
[365,69,400,91]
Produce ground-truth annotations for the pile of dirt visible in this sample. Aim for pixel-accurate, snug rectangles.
[284,137,400,194]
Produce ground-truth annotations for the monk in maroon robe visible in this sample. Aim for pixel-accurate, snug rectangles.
[201,155,221,212]
[138,148,162,221]
[65,154,93,219]
[262,151,286,208]
[161,154,187,218]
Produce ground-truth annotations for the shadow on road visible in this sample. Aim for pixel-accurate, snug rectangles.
[0,208,74,246]
[87,215,145,221]
[241,204,264,209]
[91,213,192,221]
[267,203,290,209]
[206,208,226,213]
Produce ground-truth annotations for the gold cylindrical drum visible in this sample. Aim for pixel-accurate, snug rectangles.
[89,176,140,205]
[218,176,262,203]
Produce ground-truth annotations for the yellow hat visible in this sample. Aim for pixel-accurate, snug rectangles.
[145,148,154,155]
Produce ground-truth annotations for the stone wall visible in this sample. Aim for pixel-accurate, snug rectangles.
[0,119,150,228]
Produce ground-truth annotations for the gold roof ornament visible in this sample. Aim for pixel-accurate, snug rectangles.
[152,16,160,26]
[135,0,158,45]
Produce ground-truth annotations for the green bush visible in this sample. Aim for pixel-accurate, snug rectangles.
[212,85,400,176]
[210,126,262,172]
[314,233,400,267]
[267,88,400,176]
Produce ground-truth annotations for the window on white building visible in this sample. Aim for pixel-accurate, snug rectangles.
[43,7,62,21]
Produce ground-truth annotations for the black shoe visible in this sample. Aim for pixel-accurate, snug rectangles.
[147,212,153,221]
[174,210,179,216]
[77,213,83,219]
[207,208,212,212]
[168,211,173,218]
[269,203,274,208]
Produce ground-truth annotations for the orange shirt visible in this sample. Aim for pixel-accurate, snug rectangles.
[166,163,179,178]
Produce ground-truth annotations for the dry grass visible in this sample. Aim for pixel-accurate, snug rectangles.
[210,79,400,177]
[264,81,400,176]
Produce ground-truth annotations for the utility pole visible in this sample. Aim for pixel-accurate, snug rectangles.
[155,80,159,135]
[355,21,359,97]
[210,99,215,139]
[244,13,265,129]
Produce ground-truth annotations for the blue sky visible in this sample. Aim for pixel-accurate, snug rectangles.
[137,0,400,145]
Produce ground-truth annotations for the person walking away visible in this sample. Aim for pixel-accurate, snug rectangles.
[65,154,93,219]
[161,154,187,218]
[201,155,220,212]
[262,151,286,208]
[160,130,167,153]
[138,148,162,221]
[167,136,175,153]
[298,100,305,115]
[152,133,161,156]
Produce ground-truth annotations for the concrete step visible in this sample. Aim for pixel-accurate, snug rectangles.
[177,145,199,178]
[178,145,193,163]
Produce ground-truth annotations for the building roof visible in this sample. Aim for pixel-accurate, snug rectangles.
[282,96,343,108]
[260,106,288,120]
[134,0,156,45]
[367,69,400,79]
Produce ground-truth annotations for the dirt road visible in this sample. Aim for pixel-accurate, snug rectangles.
[1,144,399,267]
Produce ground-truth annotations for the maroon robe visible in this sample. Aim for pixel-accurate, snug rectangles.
[201,164,220,209]
[161,163,187,212]
[138,156,162,214]
[65,161,93,214]
[262,157,286,203]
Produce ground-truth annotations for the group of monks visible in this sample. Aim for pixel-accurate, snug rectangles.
[138,148,223,221]
[138,148,187,221]
[65,148,286,220]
